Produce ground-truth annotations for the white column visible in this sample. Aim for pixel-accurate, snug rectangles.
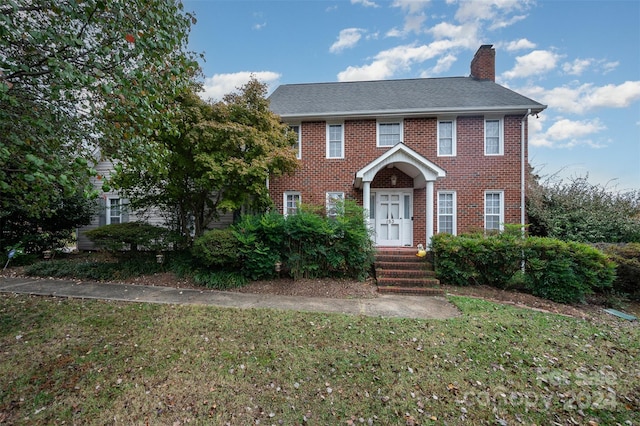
[363,181,372,236]
[426,181,434,247]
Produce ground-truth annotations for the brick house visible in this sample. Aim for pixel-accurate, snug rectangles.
[267,45,546,248]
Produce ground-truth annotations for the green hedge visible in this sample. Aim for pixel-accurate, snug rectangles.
[84,222,176,253]
[192,200,375,281]
[431,233,616,304]
[594,243,640,300]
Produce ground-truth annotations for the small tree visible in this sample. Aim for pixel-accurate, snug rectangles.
[112,79,299,242]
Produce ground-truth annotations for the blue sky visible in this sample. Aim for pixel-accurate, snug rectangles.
[183,0,640,190]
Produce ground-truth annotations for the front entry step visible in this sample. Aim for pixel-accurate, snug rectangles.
[375,248,443,296]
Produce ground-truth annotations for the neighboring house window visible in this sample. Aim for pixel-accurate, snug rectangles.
[284,191,301,216]
[485,117,503,155]
[107,198,121,224]
[290,124,301,159]
[326,192,344,218]
[437,191,456,235]
[326,123,344,158]
[377,121,403,147]
[437,119,456,156]
[484,191,504,231]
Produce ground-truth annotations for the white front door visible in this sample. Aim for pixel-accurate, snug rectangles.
[374,191,413,246]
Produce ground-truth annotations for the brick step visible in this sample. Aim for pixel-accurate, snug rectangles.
[375,261,434,271]
[374,254,427,264]
[376,277,441,287]
[376,268,437,279]
[377,286,444,296]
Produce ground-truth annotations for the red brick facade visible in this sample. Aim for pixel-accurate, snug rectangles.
[268,115,529,247]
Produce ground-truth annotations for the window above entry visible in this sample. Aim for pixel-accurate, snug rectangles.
[377,120,403,147]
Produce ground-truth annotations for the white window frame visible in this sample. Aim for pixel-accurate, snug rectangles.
[484,191,504,231]
[107,198,121,225]
[326,192,345,218]
[284,191,301,216]
[437,118,456,156]
[377,120,403,147]
[326,123,344,159]
[437,191,456,235]
[484,117,504,156]
[289,124,301,159]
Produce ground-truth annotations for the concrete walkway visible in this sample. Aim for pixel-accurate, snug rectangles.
[0,276,460,320]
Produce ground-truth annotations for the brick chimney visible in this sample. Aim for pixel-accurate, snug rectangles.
[470,45,495,81]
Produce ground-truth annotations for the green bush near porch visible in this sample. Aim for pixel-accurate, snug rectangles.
[193,200,375,281]
[431,232,616,304]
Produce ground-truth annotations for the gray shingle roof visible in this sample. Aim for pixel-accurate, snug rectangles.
[268,77,546,119]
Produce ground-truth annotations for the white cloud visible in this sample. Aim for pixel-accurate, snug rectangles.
[520,81,640,114]
[337,41,461,81]
[455,0,529,25]
[199,71,281,102]
[253,22,266,31]
[330,28,365,53]
[390,0,431,35]
[392,0,430,14]
[351,0,379,7]
[431,53,458,75]
[530,117,607,149]
[502,50,561,79]
[562,58,592,76]
[503,38,536,51]
[602,61,619,74]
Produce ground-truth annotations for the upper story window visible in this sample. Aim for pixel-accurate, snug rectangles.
[289,124,301,159]
[326,192,345,218]
[437,191,456,235]
[437,119,456,156]
[284,191,301,216]
[326,123,344,159]
[377,121,403,147]
[485,117,504,155]
[484,191,504,231]
[107,198,121,224]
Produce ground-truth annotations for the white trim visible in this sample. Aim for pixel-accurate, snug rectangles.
[437,118,457,156]
[484,116,504,156]
[326,122,344,159]
[437,191,457,235]
[283,191,301,216]
[376,119,403,147]
[484,190,504,231]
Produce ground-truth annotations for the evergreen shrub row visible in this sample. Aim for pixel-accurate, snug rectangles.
[192,201,375,281]
[431,231,616,304]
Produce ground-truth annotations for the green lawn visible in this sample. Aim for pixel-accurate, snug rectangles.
[1,294,638,425]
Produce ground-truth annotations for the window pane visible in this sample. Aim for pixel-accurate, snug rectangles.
[290,125,300,157]
[439,121,453,155]
[328,124,342,157]
[379,123,400,146]
[485,120,500,154]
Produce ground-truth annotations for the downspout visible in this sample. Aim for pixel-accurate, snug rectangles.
[521,109,531,273]
[521,109,531,238]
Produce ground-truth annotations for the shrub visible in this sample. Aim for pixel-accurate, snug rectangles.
[231,201,374,281]
[192,270,247,289]
[84,222,175,253]
[432,232,616,304]
[594,243,640,300]
[192,228,242,269]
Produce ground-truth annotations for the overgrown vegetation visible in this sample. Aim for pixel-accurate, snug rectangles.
[0,295,637,424]
[527,174,640,243]
[431,231,616,304]
[594,243,640,301]
[192,201,375,281]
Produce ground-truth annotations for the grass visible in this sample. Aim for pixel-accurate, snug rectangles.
[0,295,638,425]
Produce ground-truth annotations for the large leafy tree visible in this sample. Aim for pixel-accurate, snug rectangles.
[112,79,299,241]
[0,0,198,251]
[0,0,197,240]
